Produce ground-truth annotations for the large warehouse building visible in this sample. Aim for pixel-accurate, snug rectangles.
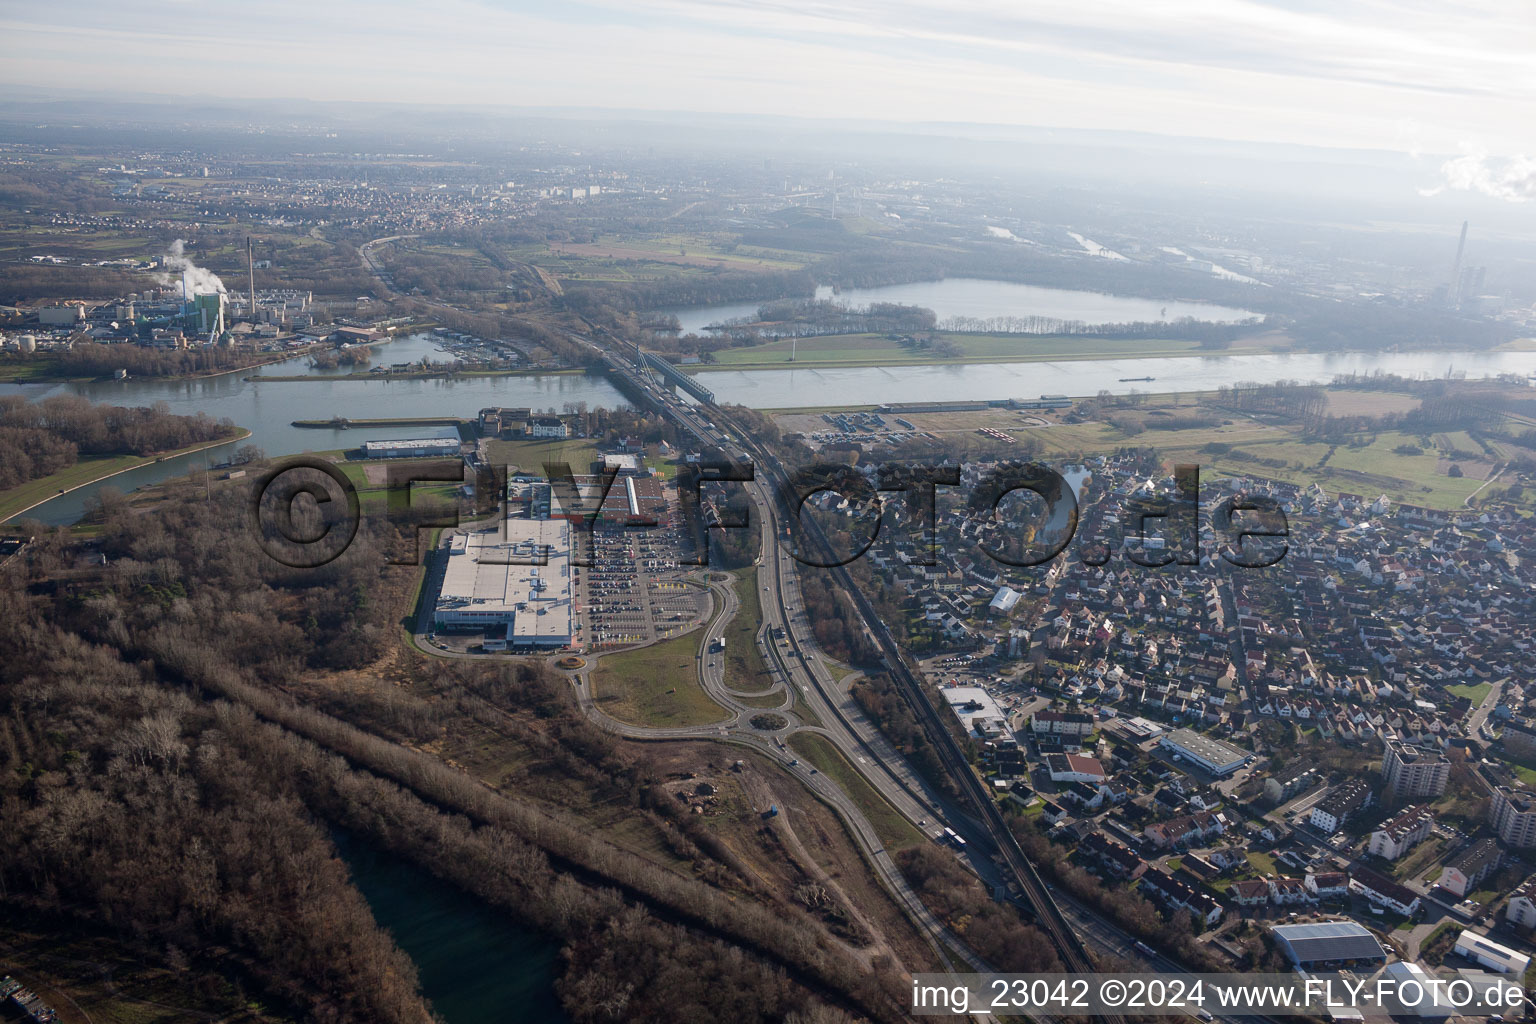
[362,437,460,459]
[1159,728,1252,777]
[434,517,573,648]
[1269,921,1388,969]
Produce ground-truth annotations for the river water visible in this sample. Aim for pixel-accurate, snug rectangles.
[697,348,1536,409]
[5,332,1535,524]
[2,334,627,523]
[661,277,1257,334]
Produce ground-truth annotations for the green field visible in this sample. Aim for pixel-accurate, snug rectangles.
[787,731,926,852]
[1447,683,1492,704]
[590,632,727,728]
[818,389,1495,510]
[699,332,1216,370]
[722,567,776,693]
[484,437,600,476]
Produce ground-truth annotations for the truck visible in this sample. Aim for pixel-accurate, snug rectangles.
[714,636,726,652]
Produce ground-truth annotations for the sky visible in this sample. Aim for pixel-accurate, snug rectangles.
[2,0,1533,179]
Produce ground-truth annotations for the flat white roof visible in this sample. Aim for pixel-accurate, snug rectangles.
[1453,930,1531,975]
[1162,728,1250,771]
[942,685,1008,733]
[436,517,572,644]
[362,437,459,452]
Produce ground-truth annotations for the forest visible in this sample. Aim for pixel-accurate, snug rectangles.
[0,393,239,491]
[0,474,919,1023]
[54,340,276,379]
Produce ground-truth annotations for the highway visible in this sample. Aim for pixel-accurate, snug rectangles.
[464,325,1262,1022]
[583,343,1107,981]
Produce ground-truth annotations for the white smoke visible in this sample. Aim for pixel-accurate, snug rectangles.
[1425,150,1536,203]
[160,239,227,297]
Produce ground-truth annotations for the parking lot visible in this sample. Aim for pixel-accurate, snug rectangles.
[578,510,705,651]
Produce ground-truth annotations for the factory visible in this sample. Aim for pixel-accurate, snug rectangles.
[434,516,573,648]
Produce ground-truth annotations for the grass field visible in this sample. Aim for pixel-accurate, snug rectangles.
[332,459,462,516]
[774,387,1498,510]
[484,437,600,476]
[1447,683,1492,704]
[786,731,926,852]
[591,632,727,728]
[1245,851,1278,877]
[700,332,1220,370]
[1391,836,1447,881]
[722,567,776,693]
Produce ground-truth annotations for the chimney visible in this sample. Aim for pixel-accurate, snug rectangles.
[1449,221,1468,306]
[247,236,257,319]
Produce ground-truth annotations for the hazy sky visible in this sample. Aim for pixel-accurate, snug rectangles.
[3,0,1533,161]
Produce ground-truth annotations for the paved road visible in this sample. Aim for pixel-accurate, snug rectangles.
[416,329,1206,1011]
[1467,679,1506,737]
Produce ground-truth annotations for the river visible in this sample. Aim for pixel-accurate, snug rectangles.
[661,277,1257,334]
[697,349,1536,409]
[6,333,1535,524]
[2,333,628,523]
[336,833,567,1024]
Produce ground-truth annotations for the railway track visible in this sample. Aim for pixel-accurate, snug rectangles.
[719,421,1119,999]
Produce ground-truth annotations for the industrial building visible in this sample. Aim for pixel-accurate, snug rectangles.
[434,517,573,648]
[1452,931,1530,975]
[989,586,1021,614]
[941,686,1011,742]
[548,473,668,528]
[1045,753,1106,784]
[1378,962,1455,1018]
[1268,921,1387,968]
[361,438,461,459]
[1158,728,1251,777]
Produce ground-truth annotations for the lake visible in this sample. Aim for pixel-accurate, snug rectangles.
[336,833,567,1024]
[661,277,1257,334]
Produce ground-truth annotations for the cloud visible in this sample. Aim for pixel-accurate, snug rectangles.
[1,0,1533,155]
[1432,150,1536,202]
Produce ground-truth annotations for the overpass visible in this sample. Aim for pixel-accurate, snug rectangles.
[641,351,715,404]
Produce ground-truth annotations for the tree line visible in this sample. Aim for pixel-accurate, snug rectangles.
[56,341,272,379]
[0,394,239,492]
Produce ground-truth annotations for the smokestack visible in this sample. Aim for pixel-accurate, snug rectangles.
[1449,220,1468,306]
[247,236,257,320]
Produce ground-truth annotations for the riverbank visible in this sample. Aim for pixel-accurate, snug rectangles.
[0,428,250,523]
[250,366,586,382]
[0,345,331,385]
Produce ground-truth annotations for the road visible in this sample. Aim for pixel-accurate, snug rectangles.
[1468,679,1506,737]
[414,323,1247,1018]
